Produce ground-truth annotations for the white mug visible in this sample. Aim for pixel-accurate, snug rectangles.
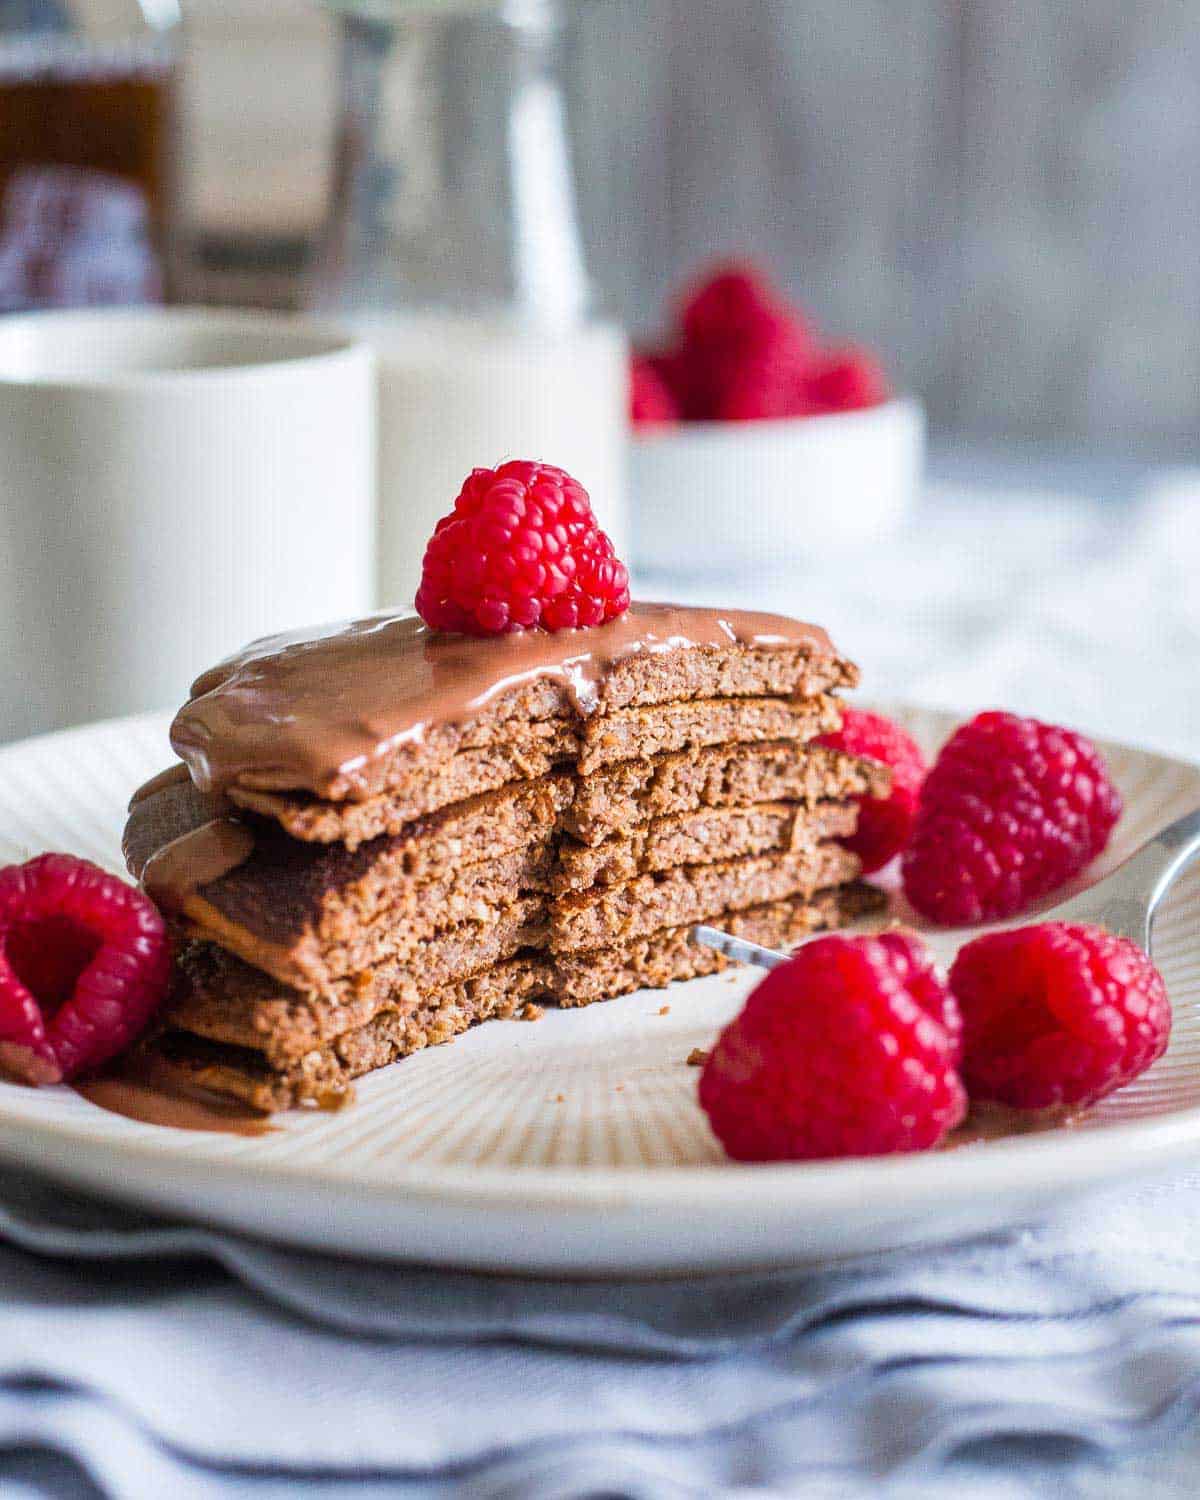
[0,309,375,742]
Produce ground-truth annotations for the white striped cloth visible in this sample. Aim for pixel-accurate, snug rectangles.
[3,1163,1200,1498]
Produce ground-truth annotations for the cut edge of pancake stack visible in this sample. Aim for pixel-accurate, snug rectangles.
[122,603,890,1112]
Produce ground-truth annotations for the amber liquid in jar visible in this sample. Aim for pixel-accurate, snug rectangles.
[0,35,178,309]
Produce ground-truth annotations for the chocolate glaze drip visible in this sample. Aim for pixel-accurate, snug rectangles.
[128,762,191,808]
[140,818,256,916]
[170,603,835,800]
[124,765,255,917]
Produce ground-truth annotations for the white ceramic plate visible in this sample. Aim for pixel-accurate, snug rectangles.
[0,705,1197,1276]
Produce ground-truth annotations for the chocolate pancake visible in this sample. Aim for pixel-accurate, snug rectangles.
[125,753,872,995]
[564,741,891,846]
[149,884,882,1112]
[164,896,548,1065]
[551,882,886,1006]
[552,800,858,894]
[151,955,546,1114]
[119,599,883,1114]
[219,693,842,841]
[227,723,581,845]
[127,772,568,989]
[548,843,861,952]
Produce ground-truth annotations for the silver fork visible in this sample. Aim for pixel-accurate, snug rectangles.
[695,806,1200,971]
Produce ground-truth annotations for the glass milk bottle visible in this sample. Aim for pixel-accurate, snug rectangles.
[314,0,628,608]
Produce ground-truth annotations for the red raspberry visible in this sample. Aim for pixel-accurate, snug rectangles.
[803,346,891,413]
[815,708,926,874]
[0,853,171,1086]
[678,260,811,356]
[876,930,962,1063]
[949,923,1170,1109]
[902,711,1122,926]
[675,261,814,422]
[699,933,965,1161]
[415,460,631,636]
[707,335,814,422]
[638,349,703,420]
[629,355,679,426]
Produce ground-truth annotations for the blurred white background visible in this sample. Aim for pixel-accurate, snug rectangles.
[184,0,1200,453]
[4,0,1197,744]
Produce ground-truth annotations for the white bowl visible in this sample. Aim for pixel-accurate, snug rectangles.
[630,395,924,573]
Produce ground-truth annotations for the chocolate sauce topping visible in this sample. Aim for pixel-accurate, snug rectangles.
[170,602,835,799]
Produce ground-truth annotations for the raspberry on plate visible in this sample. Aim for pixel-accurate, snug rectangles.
[902,711,1122,925]
[0,853,172,1086]
[415,460,631,636]
[875,929,963,1063]
[629,355,679,426]
[949,922,1170,1109]
[699,932,965,1161]
[816,707,926,874]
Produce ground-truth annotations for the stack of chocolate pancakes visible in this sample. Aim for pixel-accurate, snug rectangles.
[123,603,889,1111]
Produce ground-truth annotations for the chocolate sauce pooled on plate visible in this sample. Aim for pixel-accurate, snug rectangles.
[74,1053,272,1136]
[942,1102,1079,1149]
[171,602,835,800]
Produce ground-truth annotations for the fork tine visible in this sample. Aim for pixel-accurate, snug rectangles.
[692,925,790,971]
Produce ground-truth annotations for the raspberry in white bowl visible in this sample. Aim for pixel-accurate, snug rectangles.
[629,261,923,569]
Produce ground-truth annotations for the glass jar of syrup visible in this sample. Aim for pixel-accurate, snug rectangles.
[0,0,180,310]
